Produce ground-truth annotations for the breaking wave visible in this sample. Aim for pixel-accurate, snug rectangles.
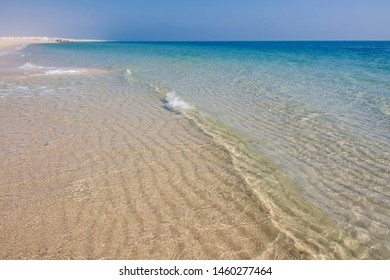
[19,63,44,70]
[45,69,87,75]
[19,63,88,75]
[164,90,193,111]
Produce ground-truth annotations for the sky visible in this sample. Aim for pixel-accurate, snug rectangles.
[1,0,389,41]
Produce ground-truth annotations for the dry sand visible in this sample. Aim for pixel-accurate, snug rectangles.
[0,38,309,259]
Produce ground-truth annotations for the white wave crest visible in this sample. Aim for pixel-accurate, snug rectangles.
[165,90,193,110]
[19,63,88,75]
[15,44,27,51]
[19,63,44,70]
[45,69,87,75]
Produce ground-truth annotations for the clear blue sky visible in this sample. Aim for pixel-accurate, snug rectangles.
[1,0,389,40]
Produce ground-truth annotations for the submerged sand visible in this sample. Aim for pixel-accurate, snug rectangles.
[0,38,312,259]
[0,37,106,78]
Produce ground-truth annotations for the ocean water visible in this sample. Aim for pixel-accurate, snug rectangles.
[1,41,389,259]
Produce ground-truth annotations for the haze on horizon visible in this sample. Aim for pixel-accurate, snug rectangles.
[1,0,389,41]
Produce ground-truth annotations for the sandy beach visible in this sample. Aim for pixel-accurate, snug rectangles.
[0,38,309,259]
[0,37,103,51]
[0,37,52,52]
[2,38,388,260]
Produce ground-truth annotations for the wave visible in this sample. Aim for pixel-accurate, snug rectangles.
[158,87,377,259]
[18,63,89,76]
[45,69,88,75]
[0,44,27,57]
[19,63,44,70]
[15,44,27,51]
[164,90,193,111]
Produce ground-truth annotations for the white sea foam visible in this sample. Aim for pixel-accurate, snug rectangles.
[19,63,88,75]
[0,44,27,57]
[19,63,45,70]
[45,69,87,75]
[165,90,193,110]
[125,69,132,76]
[15,44,27,51]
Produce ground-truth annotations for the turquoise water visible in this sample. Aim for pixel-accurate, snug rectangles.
[5,41,390,258]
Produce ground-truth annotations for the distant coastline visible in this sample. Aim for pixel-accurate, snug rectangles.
[0,36,106,52]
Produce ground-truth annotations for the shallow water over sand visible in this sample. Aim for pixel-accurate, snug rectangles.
[1,42,389,259]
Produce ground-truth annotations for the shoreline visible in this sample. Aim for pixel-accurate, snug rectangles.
[0,36,106,52]
[0,37,108,78]
[1,40,388,259]
[0,39,316,260]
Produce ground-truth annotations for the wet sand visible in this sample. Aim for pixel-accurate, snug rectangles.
[0,39,311,259]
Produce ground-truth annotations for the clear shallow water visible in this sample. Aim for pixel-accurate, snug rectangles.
[3,41,390,258]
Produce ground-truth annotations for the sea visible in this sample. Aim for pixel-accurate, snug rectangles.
[1,41,389,259]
